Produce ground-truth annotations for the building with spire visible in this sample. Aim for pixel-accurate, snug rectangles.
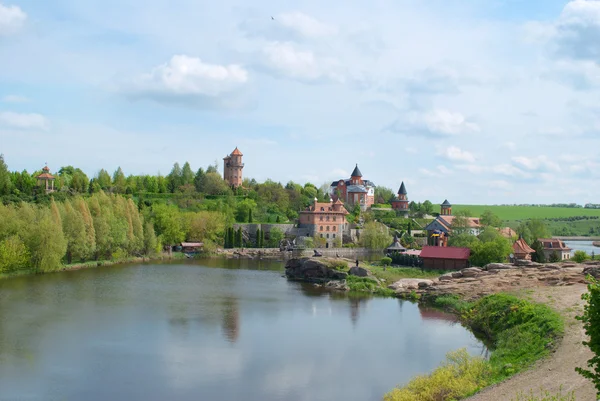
[391,181,409,217]
[223,147,244,188]
[329,164,375,210]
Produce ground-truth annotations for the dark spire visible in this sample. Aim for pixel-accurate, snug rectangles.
[441,199,452,206]
[351,164,363,177]
[398,181,407,195]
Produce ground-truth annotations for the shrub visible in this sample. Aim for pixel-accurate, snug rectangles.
[381,256,392,266]
[573,250,589,263]
[326,260,348,271]
[576,276,600,396]
[384,348,491,401]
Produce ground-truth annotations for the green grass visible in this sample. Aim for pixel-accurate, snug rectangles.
[385,293,565,400]
[367,265,449,283]
[450,204,600,221]
[346,275,395,297]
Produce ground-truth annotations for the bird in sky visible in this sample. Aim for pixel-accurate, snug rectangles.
[271,16,275,20]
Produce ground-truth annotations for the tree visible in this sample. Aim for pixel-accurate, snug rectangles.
[480,210,502,227]
[235,198,256,223]
[517,219,551,244]
[576,276,600,396]
[0,154,12,196]
[248,208,253,223]
[421,200,434,215]
[167,163,183,193]
[203,172,232,195]
[407,221,412,236]
[374,186,395,204]
[549,250,561,263]
[360,222,392,249]
[97,169,112,190]
[152,203,185,246]
[448,233,480,249]
[451,210,472,236]
[573,250,589,263]
[268,228,284,248]
[142,221,158,256]
[531,239,546,263]
[470,236,512,267]
[61,200,89,263]
[194,168,206,192]
[181,162,194,187]
[0,236,30,274]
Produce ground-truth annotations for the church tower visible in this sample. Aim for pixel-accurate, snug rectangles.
[223,147,244,188]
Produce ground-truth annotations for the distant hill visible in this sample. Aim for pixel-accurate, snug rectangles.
[448,205,600,221]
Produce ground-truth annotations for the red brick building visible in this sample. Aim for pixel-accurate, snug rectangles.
[390,181,409,216]
[419,246,470,270]
[329,164,375,210]
[298,198,349,248]
[223,147,244,188]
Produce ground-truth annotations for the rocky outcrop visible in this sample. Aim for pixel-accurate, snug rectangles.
[394,262,594,300]
[285,258,348,283]
[348,266,370,277]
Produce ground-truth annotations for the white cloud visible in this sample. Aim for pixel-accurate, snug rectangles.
[490,164,532,178]
[0,2,26,35]
[260,42,343,83]
[276,11,337,38]
[2,94,29,103]
[125,55,248,105]
[512,155,561,172]
[419,165,452,177]
[438,146,476,163]
[0,111,48,130]
[396,109,479,136]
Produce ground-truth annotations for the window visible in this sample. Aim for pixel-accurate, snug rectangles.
[333,234,336,238]
[320,226,323,231]
[326,234,330,238]
[326,216,330,221]
[332,226,336,231]
[320,234,323,238]
[320,216,323,221]
[320,207,325,211]
[333,217,336,222]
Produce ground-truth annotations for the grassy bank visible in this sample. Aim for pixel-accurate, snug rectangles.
[384,293,564,401]
[450,204,600,220]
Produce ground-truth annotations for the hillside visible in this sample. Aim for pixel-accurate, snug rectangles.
[448,204,600,221]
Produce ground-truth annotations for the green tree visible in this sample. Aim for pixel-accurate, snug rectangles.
[236,198,256,223]
[181,162,194,187]
[61,200,89,263]
[421,200,434,215]
[0,154,12,196]
[248,208,253,223]
[531,239,546,263]
[374,186,395,204]
[576,276,600,396]
[470,236,512,267]
[360,222,392,249]
[167,163,183,193]
[97,169,112,190]
[152,203,185,246]
[448,233,480,249]
[194,168,206,192]
[480,210,502,227]
[451,210,473,236]
[0,236,30,274]
[142,221,158,256]
[203,172,232,195]
[268,228,284,248]
[236,227,243,247]
[549,250,560,263]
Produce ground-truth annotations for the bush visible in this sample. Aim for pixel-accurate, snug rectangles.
[381,257,392,266]
[573,250,589,263]
[326,260,348,271]
[576,276,600,396]
[384,348,491,401]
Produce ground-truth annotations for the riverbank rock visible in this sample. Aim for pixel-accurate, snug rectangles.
[484,263,514,270]
[583,266,600,279]
[461,267,482,277]
[285,258,348,282]
[389,279,434,292]
[348,266,370,277]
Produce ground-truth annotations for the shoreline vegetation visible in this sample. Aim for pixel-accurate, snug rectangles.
[384,293,566,401]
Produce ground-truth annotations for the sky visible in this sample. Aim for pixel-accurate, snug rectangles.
[1,0,599,205]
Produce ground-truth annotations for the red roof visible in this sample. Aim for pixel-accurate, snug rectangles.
[420,246,470,260]
[230,147,243,156]
[36,172,55,179]
[513,238,534,254]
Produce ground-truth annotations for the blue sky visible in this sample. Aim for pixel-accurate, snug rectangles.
[1,0,600,204]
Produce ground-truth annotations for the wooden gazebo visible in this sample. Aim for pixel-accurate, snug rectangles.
[36,165,55,194]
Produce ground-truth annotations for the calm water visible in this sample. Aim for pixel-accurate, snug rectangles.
[0,259,484,401]
[564,240,599,256]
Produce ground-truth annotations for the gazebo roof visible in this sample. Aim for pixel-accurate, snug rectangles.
[441,199,452,206]
[386,235,406,252]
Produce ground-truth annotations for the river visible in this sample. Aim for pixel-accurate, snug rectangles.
[0,259,484,401]
[564,240,599,256]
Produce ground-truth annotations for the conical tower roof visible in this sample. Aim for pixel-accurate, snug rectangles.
[230,147,243,156]
[351,164,362,177]
[398,181,407,195]
[441,199,452,206]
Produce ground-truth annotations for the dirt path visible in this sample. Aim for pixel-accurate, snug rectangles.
[466,284,596,401]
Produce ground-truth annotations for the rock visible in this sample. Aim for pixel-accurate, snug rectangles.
[485,263,513,270]
[418,280,434,288]
[348,266,370,277]
[583,266,600,279]
[461,267,482,277]
[439,273,454,281]
[285,258,348,282]
[544,264,561,270]
[514,259,533,266]
[451,272,464,278]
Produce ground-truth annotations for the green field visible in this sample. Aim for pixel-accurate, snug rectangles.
[447,204,600,221]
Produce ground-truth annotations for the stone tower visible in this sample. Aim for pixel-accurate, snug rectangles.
[223,147,244,188]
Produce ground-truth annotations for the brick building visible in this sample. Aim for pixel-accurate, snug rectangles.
[223,147,244,188]
[298,198,349,248]
[329,164,375,210]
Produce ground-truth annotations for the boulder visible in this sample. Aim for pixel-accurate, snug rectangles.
[583,266,600,279]
[391,278,429,290]
[485,263,513,270]
[461,267,482,277]
[514,259,533,267]
[451,272,464,278]
[285,258,348,282]
[418,280,434,288]
[348,266,370,277]
[439,273,454,281]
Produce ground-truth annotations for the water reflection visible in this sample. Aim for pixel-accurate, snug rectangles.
[0,262,485,401]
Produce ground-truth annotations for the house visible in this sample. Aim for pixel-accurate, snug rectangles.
[539,238,572,260]
[512,237,535,260]
[425,209,482,246]
[329,164,375,210]
[390,181,409,217]
[298,198,349,248]
[180,242,203,253]
[419,246,471,270]
[223,147,244,188]
[36,165,55,194]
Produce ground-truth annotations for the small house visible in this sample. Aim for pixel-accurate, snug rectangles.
[539,238,571,261]
[419,246,470,270]
[512,237,535,261]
